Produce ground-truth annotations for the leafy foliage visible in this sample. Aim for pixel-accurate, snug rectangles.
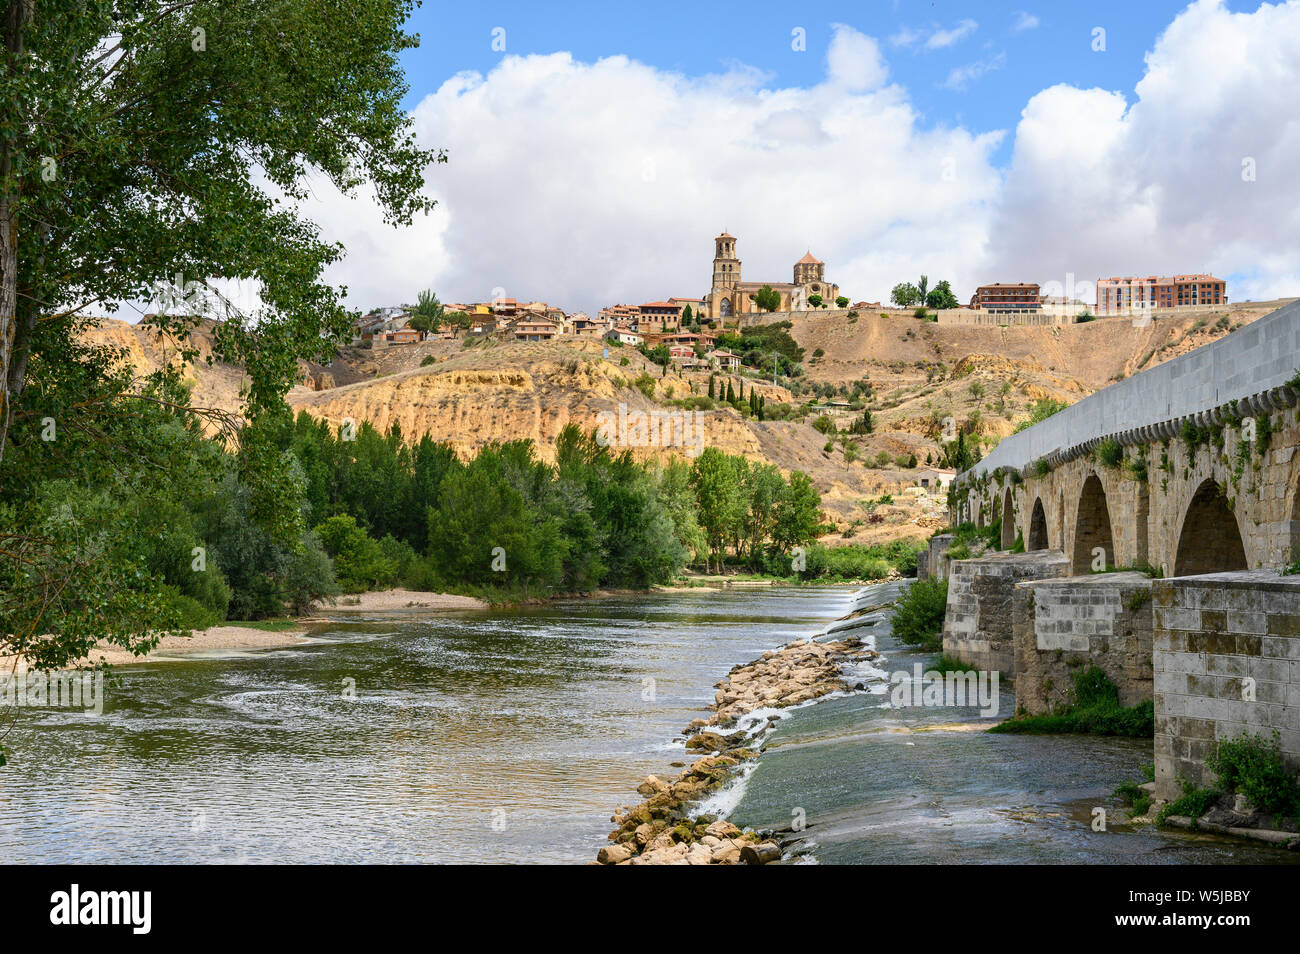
[890,577,949,651]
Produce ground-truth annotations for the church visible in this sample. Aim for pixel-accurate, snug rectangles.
[701,232,839,320]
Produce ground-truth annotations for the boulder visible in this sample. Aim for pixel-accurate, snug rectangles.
[705,819,741,839]
[597,844,634,865]
[636,775,669,797]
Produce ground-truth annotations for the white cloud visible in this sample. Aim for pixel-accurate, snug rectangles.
[1012,12,1040,33]
[297,24,1002,315]
[889,26,924,48]
[985,0,1300,300]
[942,52,1007,91]
[926,18,979,49]
[293,1,1300,316]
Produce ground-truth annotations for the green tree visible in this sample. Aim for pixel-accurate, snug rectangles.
[314,514,397,593]
[891,283,921,307]
[925,280,959,310]
[835,296,849,308]
[771,472,823,554]
[751,284,781,313]
[690,449,744,573]
[409,290,444,334]
[808,294,824,308]
[0,0,440,678]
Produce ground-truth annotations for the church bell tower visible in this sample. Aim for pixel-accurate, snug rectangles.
[712,232,740,289]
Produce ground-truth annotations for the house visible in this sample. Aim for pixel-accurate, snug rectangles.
[969,283,1041,312]
[512,318,560,342]
[603,326,641,346]
[916,467,956,490]
[571,314,610,336]
[639,301,681,330]
[706,348,741,370]
[668,343,695,362]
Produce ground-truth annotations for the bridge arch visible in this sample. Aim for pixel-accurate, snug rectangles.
[1072,473,1114,574]
[1028,497,1048,550]
[1000,488,1015,549]
[1173,479,1247,577]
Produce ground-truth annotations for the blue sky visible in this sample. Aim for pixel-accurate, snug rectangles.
[287,1,1300,315]
[401,1,1234,168]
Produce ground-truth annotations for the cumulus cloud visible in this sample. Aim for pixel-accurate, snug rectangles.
[985,0,1300,300]
[293,1,1300,316]
[298,24,1002,315]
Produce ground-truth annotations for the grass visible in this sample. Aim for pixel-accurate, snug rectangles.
[225,618,302,631]
[930,653,976,675]
[989,666,1154,737]
[1114,762,1156,818]
[1157,779,1222,827]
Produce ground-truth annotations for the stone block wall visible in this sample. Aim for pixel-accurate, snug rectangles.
[1013,572,1154,715]
[942,550,1070,676]
[1153,571,1300,800]
[921,534,954,582]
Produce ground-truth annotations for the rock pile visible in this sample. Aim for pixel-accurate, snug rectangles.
[596,635,879,865]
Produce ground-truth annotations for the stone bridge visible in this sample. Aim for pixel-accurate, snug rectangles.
[954,299,1300,577]
[939,300,1300,805]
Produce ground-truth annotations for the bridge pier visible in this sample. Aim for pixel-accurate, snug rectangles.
[1153,571,1300,801]
[941,551,1070,676]
[1013,572,1155,715]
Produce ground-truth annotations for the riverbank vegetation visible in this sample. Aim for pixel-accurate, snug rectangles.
[990,666,1154,737]
[890,577,949,651]
[1158,732,1300,825]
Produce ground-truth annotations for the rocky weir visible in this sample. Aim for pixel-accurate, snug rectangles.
[596,626,883,865]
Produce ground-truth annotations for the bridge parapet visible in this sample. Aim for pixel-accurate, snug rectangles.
[960,300,1300,481]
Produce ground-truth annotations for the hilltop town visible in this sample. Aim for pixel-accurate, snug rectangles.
[88,232,1290,558]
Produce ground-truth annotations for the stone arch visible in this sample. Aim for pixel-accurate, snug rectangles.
[1173,479,1247,577]
[1000,488,1015,549]
[719,297,732,317]
[1072,474,1114,574]
[1028,497,1048,551]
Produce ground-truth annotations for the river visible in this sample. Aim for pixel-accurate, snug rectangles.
[0,583,1292,863]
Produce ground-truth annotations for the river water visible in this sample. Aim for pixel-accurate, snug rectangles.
[0,583,1292,864]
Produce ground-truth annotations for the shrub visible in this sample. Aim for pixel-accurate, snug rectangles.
[812,415,837,435]
[890,577,948,651]
[991,666,1153,737]
[1095,437,1123,468]
[633,372,657,399]
[1206,731,1300,819]
[420,354,436,367]
[314,514,398,593]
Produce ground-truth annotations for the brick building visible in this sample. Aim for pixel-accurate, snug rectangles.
[969,283,1041,312]
[1095,274,1226,315]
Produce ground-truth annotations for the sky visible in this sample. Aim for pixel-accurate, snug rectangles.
[289,0,1300,316]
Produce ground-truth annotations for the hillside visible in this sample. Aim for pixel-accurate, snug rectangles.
[83,298,1293,551]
